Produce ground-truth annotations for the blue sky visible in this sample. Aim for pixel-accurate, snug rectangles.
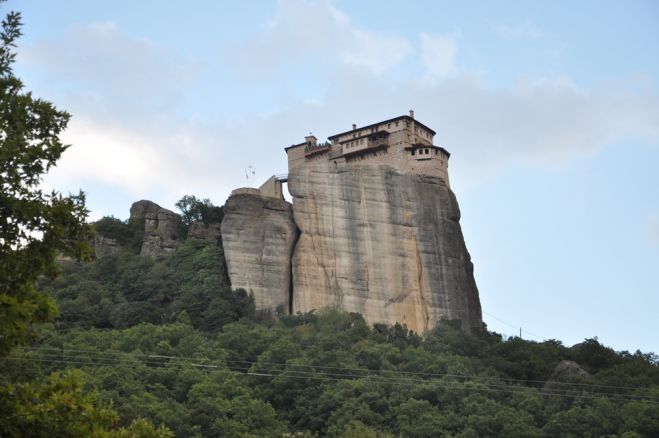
[7,0,658,353]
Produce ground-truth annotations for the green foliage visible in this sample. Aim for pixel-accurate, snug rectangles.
[175,195,223,228]
[0,5,93,356]
[0,369,117,437]
[1,309,656,437]
[0,368,173,437]
[94,215,145,252]
[0,7,176,435]
[40,240,249,332]
[569,337,624,373]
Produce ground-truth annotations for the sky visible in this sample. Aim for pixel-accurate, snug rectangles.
[6,0,659,353]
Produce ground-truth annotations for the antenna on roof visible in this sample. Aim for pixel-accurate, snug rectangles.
[245,165,255,188]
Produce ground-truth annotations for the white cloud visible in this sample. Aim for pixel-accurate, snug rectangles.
[234,0,413,76]
[20,1,659,219]
[342,29,413,74]
[19,21,199,124]
[250,71,659,188]
[419,33,458,79]
[495,19,544,39]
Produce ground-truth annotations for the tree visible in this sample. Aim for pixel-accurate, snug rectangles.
[0,6,93,355]
[0,369,173,437]
[175,195,223,228]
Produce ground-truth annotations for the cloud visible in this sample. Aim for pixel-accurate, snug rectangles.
[21,1,659,218]
[19,21,200,126]
[297,73,659,188]
[495,19,544,39]
[233,0,413,76]
[419,33,458,79]
[342,29,414,74]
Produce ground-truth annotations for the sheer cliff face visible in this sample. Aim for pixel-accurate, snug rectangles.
[221,194,298,314]
[287,161,482,332]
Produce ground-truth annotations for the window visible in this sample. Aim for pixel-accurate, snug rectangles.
[411,150,415,156]
[387,123,391,128]
[395,121,399,127]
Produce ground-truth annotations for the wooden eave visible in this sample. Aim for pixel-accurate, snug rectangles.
[328,115,436,141]
[404,144,451,157]
[342,142,389,158]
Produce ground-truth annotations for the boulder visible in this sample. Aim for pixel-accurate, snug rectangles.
[543,360,592,393]
[549,360,592,381]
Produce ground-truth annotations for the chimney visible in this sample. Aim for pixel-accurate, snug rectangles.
[352,123,357,130]
[409,109,415,119]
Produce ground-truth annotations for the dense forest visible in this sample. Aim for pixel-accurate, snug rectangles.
[2,229,658,437]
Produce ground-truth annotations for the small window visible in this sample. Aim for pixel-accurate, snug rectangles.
[411,150,415,156]
[395,121,399,127]
[425,148,429,154]
[387,123,391,128]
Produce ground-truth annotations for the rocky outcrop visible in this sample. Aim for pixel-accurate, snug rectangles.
[129,200,184,256]
[287,162,482,333]
[221,193,298,315]
[93,234,121,258]
[548,360,591,381]
[543,360,591,393]
[188,221,222,245]
[129,200,162,221]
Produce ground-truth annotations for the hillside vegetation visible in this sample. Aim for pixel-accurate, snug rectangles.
[2,236,658,437]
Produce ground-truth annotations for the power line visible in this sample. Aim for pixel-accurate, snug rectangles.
[7,354,655,404]
[9,348,658,403]
[483,311,548,341]
[22,346,650,392]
